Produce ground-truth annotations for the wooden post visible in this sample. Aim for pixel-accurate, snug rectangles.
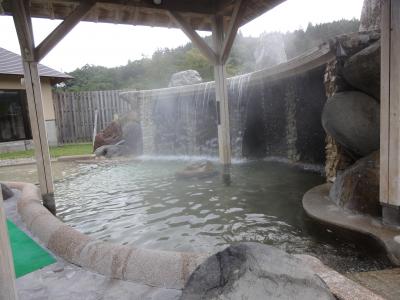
[0,191,18,300]
[92,109,99,147]
[380,0,400,226]
[213,16,232,170]
[12,0,56,213]
[168,1,246,171]
[11,0,92,213]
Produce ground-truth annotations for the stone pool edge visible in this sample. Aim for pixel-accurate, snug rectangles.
[5,181,208,290]
[303,183,400,266]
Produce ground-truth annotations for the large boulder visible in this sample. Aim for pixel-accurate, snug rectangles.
[1,183,13,200]
[343,41,380,100]
[359,0,383,32]
[168,70,202,87]
[93,121,123,151]
[181,243,334,300]
[322,91,380,157]
[330,151,380,217]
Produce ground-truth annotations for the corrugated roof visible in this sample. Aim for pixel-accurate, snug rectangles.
[0,47,72,80]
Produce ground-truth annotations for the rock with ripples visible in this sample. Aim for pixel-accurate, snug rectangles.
[175,161,218,179]
[180,242,334,300]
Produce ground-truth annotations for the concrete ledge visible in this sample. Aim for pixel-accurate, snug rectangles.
[296,255,384,300]
[5,181,207,289]
[303,184,400,266]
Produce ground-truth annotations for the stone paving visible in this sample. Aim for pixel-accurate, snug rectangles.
[4,190,181,300]
[347,268,400,300]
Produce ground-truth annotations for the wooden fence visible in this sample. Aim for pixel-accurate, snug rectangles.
[53,90,132,144]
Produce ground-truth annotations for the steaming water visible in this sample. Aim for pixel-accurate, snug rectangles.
[55,159,389,273]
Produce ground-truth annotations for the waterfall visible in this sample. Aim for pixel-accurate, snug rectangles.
[228,73,252,157]
[119,49,329,165]
[284,81,299,162]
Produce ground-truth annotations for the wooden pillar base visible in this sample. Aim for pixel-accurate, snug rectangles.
[380,0,400,217]
[222,165,231,186]
[382,204,400,227]
[43,193,56,215]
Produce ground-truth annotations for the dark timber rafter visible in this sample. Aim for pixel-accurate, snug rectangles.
[168,0,247,64]
[35,1,95,61]
[221,0,247,64]
[167,10,218,64]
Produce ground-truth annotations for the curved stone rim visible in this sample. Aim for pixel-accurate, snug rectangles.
[5,181,207,289]
[303,184,400,266]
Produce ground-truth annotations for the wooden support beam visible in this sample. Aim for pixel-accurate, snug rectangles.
[35,1,95,61]
[0,191,18,300]
[221,0,247,64]
[380,0,400,225]
[213,15,232,168]
[12,0,56,213]
[167,10,217,64]
[10,0,35,61]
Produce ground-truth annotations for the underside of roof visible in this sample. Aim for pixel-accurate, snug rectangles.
[1,0,285,31]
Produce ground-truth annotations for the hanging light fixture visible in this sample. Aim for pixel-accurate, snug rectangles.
[153,0,162,5]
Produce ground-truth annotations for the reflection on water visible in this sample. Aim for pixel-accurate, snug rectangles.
[52,159,390,272]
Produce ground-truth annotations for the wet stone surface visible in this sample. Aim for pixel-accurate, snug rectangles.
[4,190,181,300]
[181,243,334,300]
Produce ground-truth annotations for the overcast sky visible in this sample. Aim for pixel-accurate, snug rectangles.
[0,0,364,72]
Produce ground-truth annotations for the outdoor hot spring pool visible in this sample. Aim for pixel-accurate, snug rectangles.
[54,159,390,272]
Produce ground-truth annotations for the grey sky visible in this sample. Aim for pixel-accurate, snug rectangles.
[0,0,364,72]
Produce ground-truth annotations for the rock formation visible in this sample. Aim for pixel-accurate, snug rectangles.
[180,243,334,300]
[322,91,380,157]
[1,183,13,200]
[94,111,143,158]
[168,70,202,87]
[330,151,380,217]
[323,30,381,181]
[343,41,380,100]
[93,121,123,151]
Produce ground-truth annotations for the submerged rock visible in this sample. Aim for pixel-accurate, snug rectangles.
[343,41,380,100]
[181,243,334,300]
[1,183,13,200]
[94,144,125,158]
[168,70,203,87]
[322,91,380,157]
[175,161,218,179]
[330,151,380,217]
